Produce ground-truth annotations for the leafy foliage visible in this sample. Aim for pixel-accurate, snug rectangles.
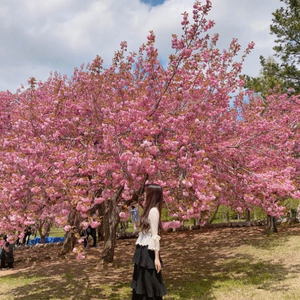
[271,0,300,92]
[245,0,300,94]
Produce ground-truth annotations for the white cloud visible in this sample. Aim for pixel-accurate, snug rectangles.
[0,0,282,92]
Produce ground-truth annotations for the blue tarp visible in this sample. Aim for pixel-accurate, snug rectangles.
[28,237,65,245]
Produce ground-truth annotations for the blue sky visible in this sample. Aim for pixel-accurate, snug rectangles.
[0,0,282,93]
[141,0,166,6]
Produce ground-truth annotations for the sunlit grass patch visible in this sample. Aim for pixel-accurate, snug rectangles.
[0,274,41,287]
[94,282,132,300]
[165,278,213,300]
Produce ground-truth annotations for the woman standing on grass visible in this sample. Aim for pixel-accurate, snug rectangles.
[131,183,167,300]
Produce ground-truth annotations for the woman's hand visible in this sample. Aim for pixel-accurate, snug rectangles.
[154,258,161,273]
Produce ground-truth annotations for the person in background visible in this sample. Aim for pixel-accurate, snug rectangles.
[23,226,32,245]
[84,225,97,248]
[131,183,167,300]
[0,238,14,270]
[84,214,98,249]
[129,205,139,232]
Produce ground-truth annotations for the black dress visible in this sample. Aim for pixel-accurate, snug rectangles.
[131,207,167,300]
[131,245,167,299]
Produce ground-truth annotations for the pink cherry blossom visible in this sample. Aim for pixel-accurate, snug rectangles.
[64,225,72,232]
[0,1,299,259]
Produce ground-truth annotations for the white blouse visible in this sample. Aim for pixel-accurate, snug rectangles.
[135,207,161,251]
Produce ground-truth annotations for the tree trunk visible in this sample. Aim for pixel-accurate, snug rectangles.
[45,223,51,237]
[36,220,53,243]
[245,208,251,222]
[97,203,104,241]
[61,210,81,255]
[208,204,220,224]
[102,187,123,264]
[61,231,77,254]
[266,215,278,233]
[226,211,230,223]
[97,221,104,241]
[40,234,46,244]
[36,221,45,244]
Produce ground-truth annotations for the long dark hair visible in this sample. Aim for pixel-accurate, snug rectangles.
[139,183,163,232]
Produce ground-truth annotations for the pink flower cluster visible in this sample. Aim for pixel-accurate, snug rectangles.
[162,221,183,230]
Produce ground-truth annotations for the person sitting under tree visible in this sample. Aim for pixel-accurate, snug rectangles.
[0,239,14,270]
[83,215,98,249]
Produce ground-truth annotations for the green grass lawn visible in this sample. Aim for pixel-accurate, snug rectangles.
[48,227,65,237]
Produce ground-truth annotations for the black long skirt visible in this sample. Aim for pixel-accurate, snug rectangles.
[131,245,167,300]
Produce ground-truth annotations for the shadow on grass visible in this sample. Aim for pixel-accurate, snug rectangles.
[239,224,300,251]
[161,227,300,300]
[0,242,134,300]
[2,225,300,300]
[164,254,297,300]
[0,271,131,300]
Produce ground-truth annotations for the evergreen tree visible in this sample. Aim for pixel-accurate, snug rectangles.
[245,0,300,95]
[244,56,283,97]
[271,0,300,93]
